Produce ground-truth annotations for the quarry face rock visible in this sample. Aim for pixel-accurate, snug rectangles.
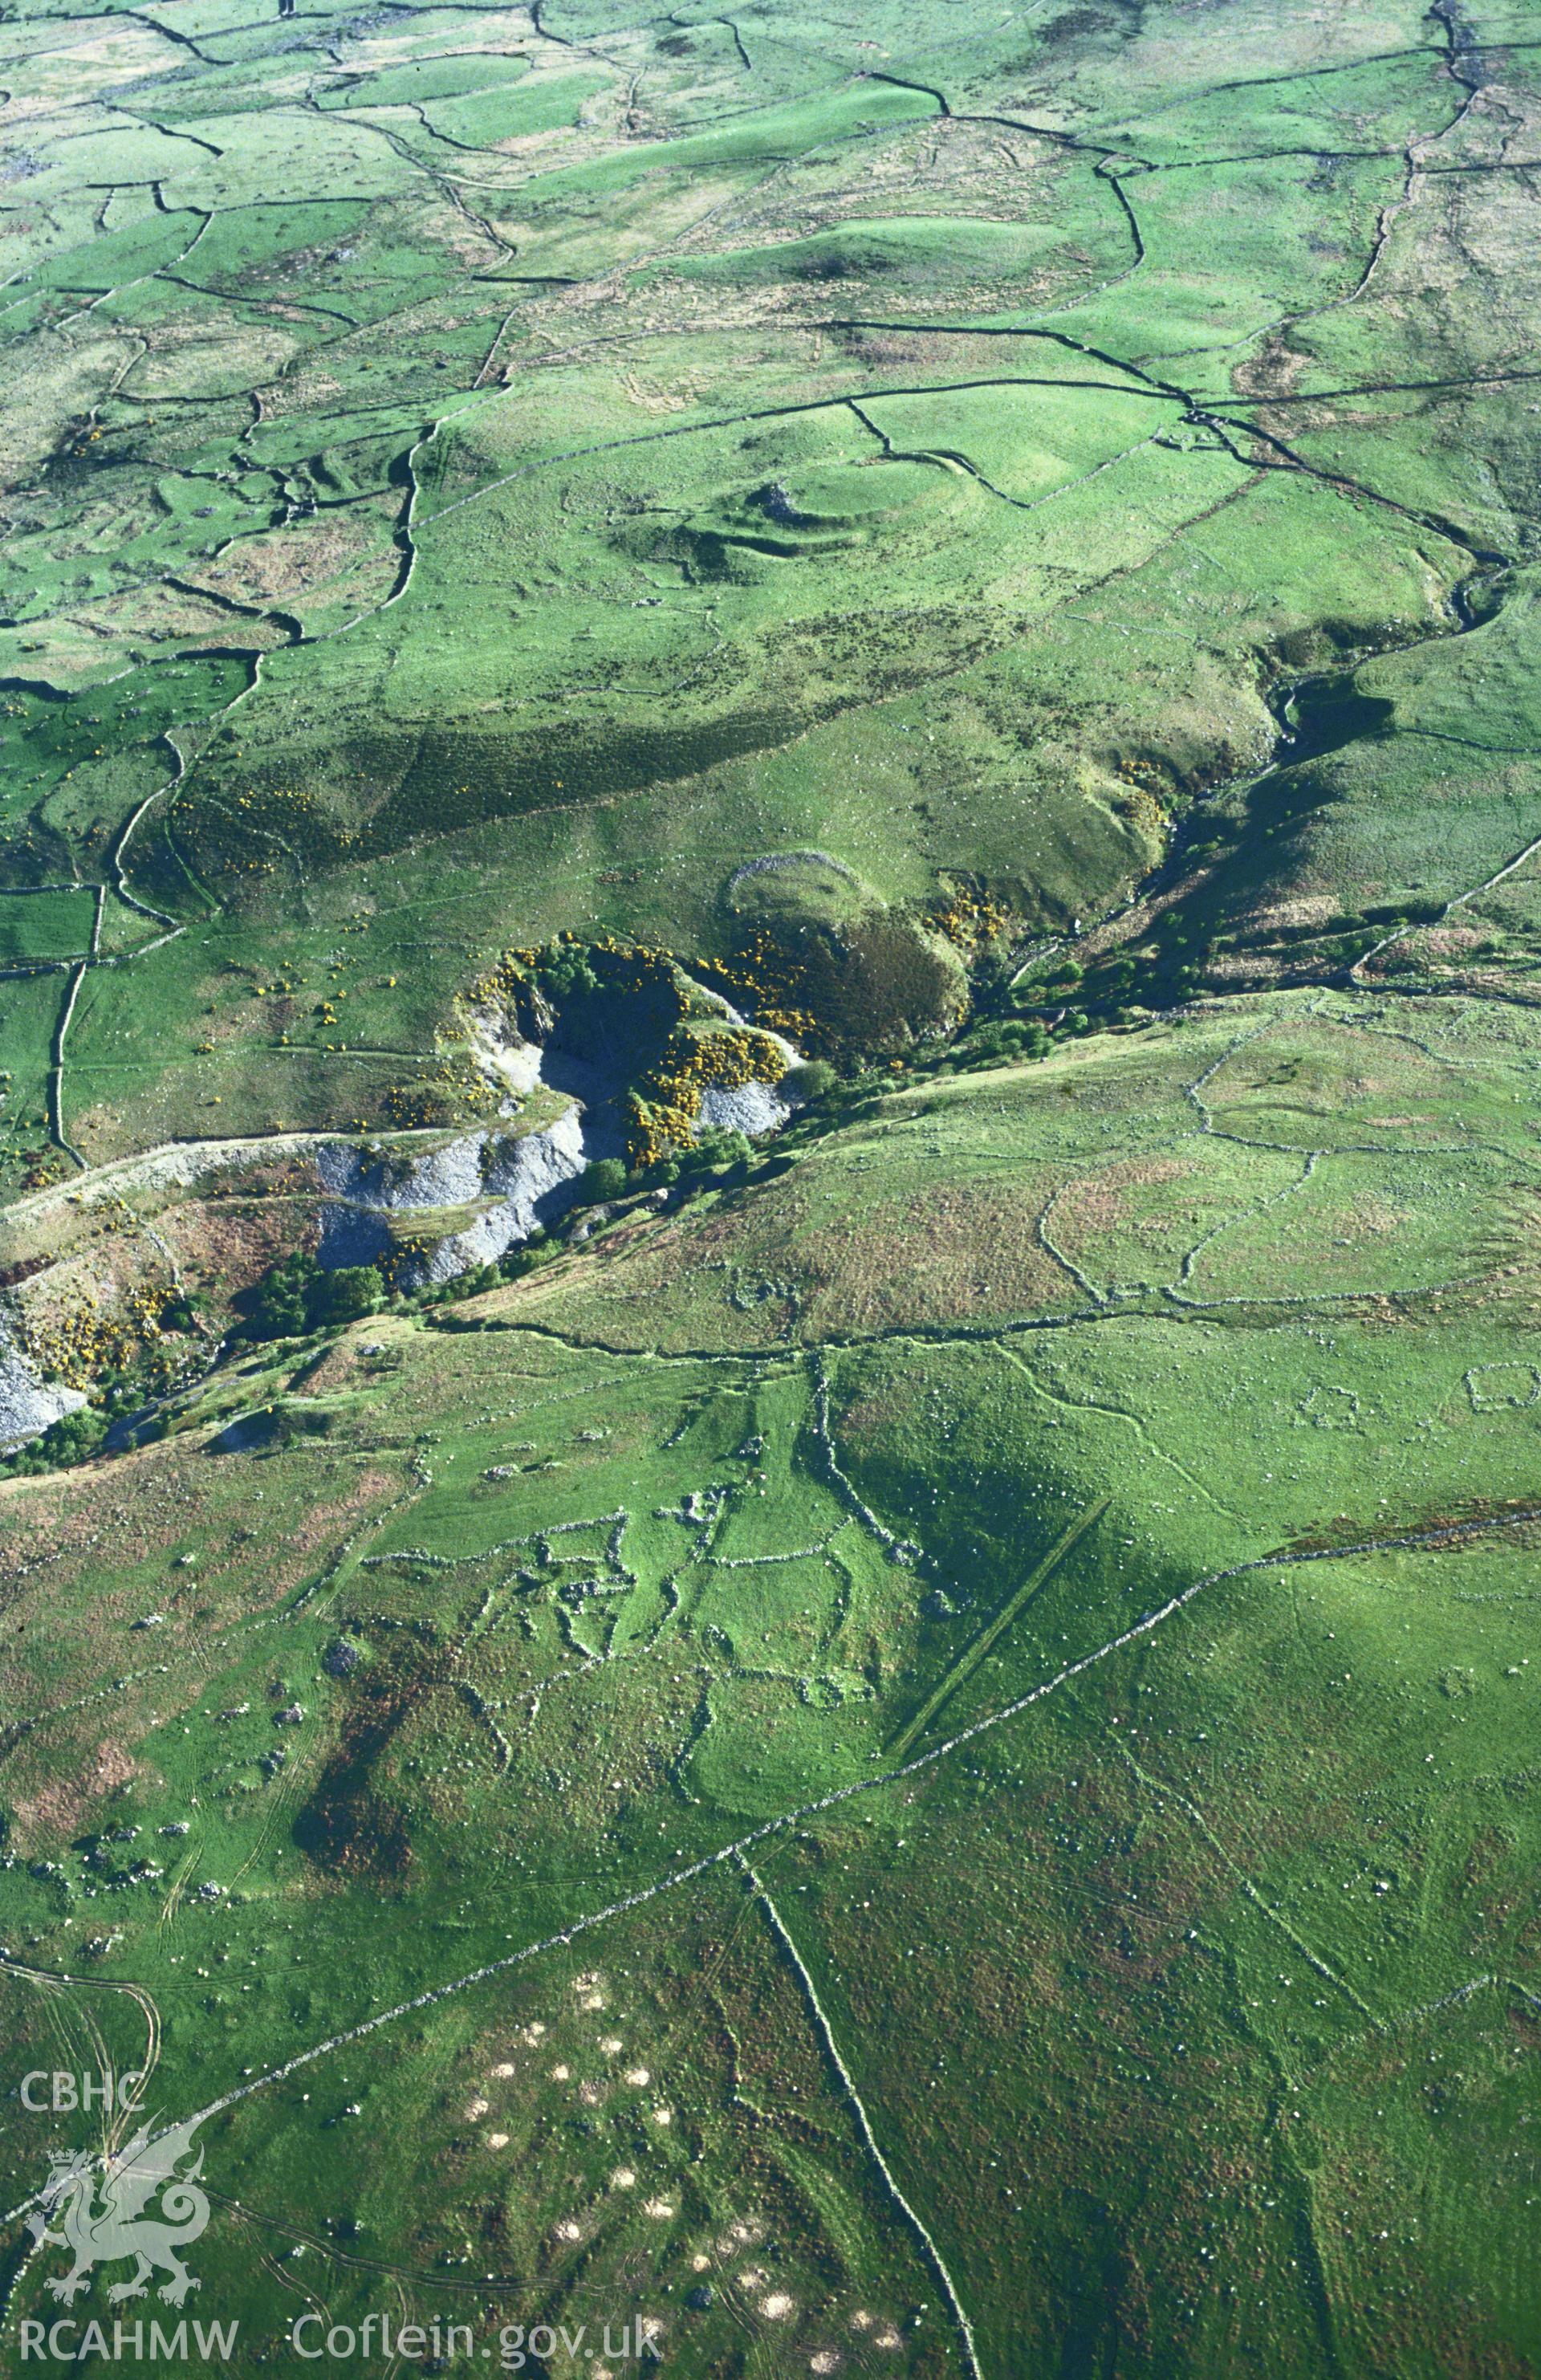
[315,1105,591,1286]
[0,1307,87,1450]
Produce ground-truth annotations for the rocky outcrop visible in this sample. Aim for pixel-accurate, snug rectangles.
[315,1106,590,1284]
[697,1080,791,1137]
[0,1304,86,1450]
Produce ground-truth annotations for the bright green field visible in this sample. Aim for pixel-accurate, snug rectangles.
[4,1001,1541,2377]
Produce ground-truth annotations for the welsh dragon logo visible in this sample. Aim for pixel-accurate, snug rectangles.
[26,2114,209,2307]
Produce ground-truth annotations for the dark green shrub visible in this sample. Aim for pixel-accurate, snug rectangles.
[244,1251,317,1337]
[580,1157,628,1201]
[680,1127,753,1179]
[307,1266,385,1328]
[243,1253,383,1337]
[785,1059,836,1101]
[1,1405,108,1476]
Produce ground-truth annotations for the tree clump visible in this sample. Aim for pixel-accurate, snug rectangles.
[242,1254,384,1340]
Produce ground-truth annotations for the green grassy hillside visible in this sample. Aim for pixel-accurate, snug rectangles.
[5,999,1541,2374]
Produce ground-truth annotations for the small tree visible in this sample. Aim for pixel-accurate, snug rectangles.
[2,1406,107,1476]
[997,1019,1050,1060]
[681,1127,753,1179]
[785,1059,836,1102]
[500,1239,556,1280]
[246,1251,318,1338]
[580,1157,628,1202]
[307,1265,384,1328]
[244,1253,384,1337]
